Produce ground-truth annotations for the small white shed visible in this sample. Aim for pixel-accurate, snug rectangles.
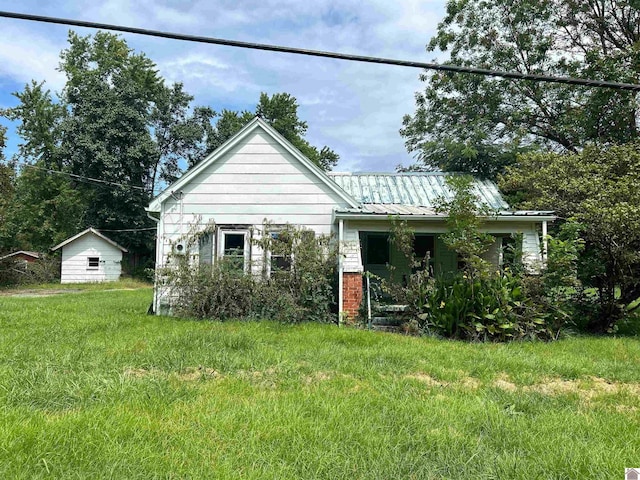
[51,228,128,284]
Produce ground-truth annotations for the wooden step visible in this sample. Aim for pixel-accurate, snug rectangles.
[371,316,403,326]
[371,324,404,333]
[376,304,409,313]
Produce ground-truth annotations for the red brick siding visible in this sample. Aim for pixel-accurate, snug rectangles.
[343,272,363,320]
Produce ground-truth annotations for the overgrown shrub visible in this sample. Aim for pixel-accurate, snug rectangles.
[418,271,553,341]
[0,255,60,286]
[378,175,579,341]
[159,223,337,323]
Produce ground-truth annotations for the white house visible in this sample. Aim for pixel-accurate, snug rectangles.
[51,228,127,284]
[146,117,554,317]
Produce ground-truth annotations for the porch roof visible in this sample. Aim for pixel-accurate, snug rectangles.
[333,204,556,221]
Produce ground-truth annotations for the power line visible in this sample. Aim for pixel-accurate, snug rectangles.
[97,227,156,232]
[17,162,147,191]
[1,10,639,92]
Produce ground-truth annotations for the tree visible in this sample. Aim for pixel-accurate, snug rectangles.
[201,92,339,171]
[437,175,495,276]
[401,0,640,178]
[500,143,640,331]
[4,31,212,255]
[0,125,15,252]
[1,82,84,251]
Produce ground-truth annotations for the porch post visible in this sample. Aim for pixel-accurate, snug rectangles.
[338,218,344,325]
[542,220,548,261]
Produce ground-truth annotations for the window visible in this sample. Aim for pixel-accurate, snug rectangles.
[87,257,100,270]
[198,232,213,266]
[413,235,435,273]
[218,229,250,272]
[365,234,390,265]
[269,232,292,277]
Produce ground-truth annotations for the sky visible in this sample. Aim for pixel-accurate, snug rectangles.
[0,1,447,172]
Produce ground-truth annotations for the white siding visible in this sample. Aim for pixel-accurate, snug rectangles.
[522,229,542,273]
[153,126,348,313]
[158,127,347,266]
[342,223,363,273]
[60,234,123,283]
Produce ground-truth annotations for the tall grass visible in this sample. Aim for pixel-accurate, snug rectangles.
[0,287,639,478]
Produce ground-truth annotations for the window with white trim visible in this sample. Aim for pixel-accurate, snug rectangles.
[87,256,100,270]
[218,229,250,272]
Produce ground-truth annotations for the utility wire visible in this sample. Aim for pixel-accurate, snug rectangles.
[97,227,156,232]
[12,164,157,232]
[17,162,147,191]
[1,10,640,92]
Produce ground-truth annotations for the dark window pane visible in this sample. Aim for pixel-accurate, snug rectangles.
[88,257,99,268]
[224,233,245,256]
[366,234,389,265]
[271,255,292,273]
[414,235,434,260]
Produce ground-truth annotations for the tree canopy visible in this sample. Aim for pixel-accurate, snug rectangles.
[500,144,640,330]
[199,92,339,171]
[0,126,14,252]
[401,0,640,178]
[1,32,214,255]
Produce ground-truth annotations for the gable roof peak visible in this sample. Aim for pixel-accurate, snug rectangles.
[147,117,359,211]
[51,227,128,253]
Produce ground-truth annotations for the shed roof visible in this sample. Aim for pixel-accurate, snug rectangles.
[51,228,128,253]
[328,172,509,210]
[0,250,41,261]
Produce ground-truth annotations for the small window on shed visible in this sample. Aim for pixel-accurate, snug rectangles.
[87,257,100,270]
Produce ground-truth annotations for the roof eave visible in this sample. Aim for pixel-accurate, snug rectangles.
[333,212,557,222]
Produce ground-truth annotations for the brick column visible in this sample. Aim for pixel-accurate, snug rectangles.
[343,272,363,320]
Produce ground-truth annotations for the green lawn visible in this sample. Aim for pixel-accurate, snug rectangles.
[0,285,639,479]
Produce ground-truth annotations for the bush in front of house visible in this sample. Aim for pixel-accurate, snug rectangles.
[160,223,338,323]
[381,176,580,341]
[416,269,570,341]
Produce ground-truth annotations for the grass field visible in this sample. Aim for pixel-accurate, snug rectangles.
[0,284,639,479]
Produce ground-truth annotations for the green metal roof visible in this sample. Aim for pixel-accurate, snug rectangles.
[328,172,510,210]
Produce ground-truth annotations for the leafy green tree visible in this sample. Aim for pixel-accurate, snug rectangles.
[437,175,496,276]
[500,143,640,331]
[4,31,212,255]
[1,83,84,251]
[202,92,339,171]
[0,125,15,252]
[401,0,640,178]
[57,31,164,252]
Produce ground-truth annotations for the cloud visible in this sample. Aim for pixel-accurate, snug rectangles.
[0,24,66,92]
[0,0,447,171]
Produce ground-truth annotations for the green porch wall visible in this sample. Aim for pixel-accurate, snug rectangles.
[433,234,458,276]
[361,232,458,282]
